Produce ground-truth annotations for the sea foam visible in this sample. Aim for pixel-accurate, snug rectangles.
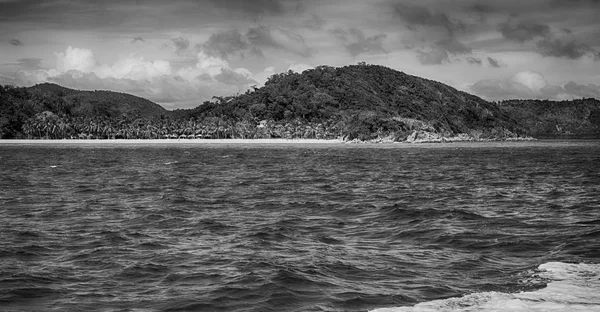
[371,262,600,312]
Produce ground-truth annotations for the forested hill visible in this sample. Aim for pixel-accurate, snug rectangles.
[498,98,600,138]
[177,64,527,141]
[0,83,168,138]
[1,64,599,140]
[27,83,168,118]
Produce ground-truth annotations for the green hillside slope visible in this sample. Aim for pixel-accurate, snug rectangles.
[180,64,527,141]
[1,64,598,140]
[498,98,600,138]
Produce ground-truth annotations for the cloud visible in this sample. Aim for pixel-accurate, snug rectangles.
[55,46,97,73]
[470,71,550,100]
[511,71,548,91]
[193,51,233,77]
[413,37,470,65]
[206,0,285,15]
[96,56,172,80]
[499,21,551,43]
[16,58,43,69]
[10,38,23,46]
[3,58,44,70]
[10,46,259,108]
[470,71,599,101]
[536,38,597,60]
[201,29,260,59]
[214,68,255,88]
[172,36,190,55]
[563,81,600,98]
[287,63,313,73]
[436,37,471,54]
[497,19,600,60]
[487,56,502,68]
[303,14,325,31]
[388,2,473,65]
[246,26,311,57]
[416,48,449,65]
[391,3,462,34]
[198,26,311,59]
[332,28,387,57]
[467,57,482,65]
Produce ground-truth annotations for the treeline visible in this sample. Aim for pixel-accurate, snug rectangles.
[1,64,599,140]
[172,64,528,141]
[498,98,600,138]
[0,84,341,140]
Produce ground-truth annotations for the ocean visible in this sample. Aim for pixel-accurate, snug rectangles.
[1,141,599,312]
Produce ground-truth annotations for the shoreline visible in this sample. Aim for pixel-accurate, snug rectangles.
[0,138,344,144]
[0,138,597,148]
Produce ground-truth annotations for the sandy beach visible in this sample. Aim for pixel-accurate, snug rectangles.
[1,139,595,149]
[0,139,344,145]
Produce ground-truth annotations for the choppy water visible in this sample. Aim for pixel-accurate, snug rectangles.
[1,141,599,312]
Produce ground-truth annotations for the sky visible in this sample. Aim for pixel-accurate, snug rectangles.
[1,0,599,109]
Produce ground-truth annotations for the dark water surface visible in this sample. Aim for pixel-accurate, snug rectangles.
[1,141,599,311]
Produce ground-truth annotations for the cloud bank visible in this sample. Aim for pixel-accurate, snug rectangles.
[470,71,600,101]
[12,46,263,109]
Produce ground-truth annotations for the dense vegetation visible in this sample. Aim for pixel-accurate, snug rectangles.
[174,64,528,141]
[498,99,600,138]
[0,83,168,139]
[1,64,599,140]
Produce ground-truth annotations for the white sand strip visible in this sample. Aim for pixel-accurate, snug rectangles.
[0,139,343,144]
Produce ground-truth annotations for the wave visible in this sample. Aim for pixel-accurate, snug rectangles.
[370,262,600,312]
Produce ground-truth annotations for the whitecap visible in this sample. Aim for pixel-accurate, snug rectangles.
[371,262,600,312]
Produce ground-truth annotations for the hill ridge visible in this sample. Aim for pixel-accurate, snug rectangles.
[1,64,599,140]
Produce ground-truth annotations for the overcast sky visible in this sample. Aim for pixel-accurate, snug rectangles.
[1,0,599,109]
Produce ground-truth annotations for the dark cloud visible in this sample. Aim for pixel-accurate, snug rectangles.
[436,37,470,54]
[10,39,23,46]
[487,57,502,68]
[206,0,285,15]
[471,79,545,100]
[304,14,325,31]
[391,3,462,35]
[0,0,135,30]
[2,58,43,70]
[246,26,311,57]
[413,38,470,65]
[469,3,495,14]
[346,29,387,57]
[198,26,310,59]
[172,36,190,54]
[0,0,297,33]
[201,30,256,59]
[563,81,600,98]
[536,38,596,60]
[16,58,43,69]
[417,48,449,65]
[132,37,145,43]
[246,26,279,47]
[470,71,600,101]
[467,57,482,65]
[331,28,348,41]
[214,68,256,88]
[388,2,475,65]
[498,21,551,43]
[332,28,387,57]
[497,17,600,60]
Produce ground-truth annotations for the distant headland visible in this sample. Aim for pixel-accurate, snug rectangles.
[1,64,599,142]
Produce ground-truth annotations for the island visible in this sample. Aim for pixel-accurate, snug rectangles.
[1,64,599,142]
